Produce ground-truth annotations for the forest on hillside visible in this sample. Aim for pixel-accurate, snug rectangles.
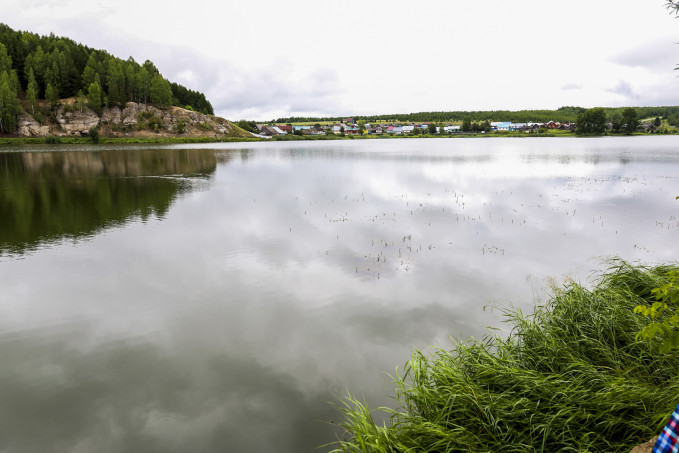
[275,105,679,125]
[0,23,213,134]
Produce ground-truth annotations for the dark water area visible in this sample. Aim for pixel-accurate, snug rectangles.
[0,137,677,452]
[0,148,216,256]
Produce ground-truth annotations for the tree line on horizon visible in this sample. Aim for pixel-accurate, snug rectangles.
[0,23,213,134]
[271,105,679,127]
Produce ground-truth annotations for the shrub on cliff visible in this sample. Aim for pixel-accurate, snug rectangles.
[88,125,99,143]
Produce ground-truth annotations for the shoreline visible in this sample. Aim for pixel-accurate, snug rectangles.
[0,130,671,146]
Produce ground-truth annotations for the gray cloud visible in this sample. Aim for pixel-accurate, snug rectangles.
[87,36,349,121]
[606,80,638,101]
[561,83,583,91]
[609,37,679,73]
[603,76,679,107]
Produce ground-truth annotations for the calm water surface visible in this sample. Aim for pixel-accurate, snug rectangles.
[0,137,678,452]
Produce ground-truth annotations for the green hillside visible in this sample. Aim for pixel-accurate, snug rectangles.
[0,23,213,134]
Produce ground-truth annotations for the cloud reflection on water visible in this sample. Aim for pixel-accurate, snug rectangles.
[0,137,678,452]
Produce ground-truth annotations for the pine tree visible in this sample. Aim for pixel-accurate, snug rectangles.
[27,69,39,115]
[81,55,97,90]
[150,74,172,108]
[9,69,20,95]
[0,43,12,75]
[45,82,58,110]
[0,71,21,134]
[124,62,138,103]
[137,67,151,104]
[75,89,86,112]
[87,81,102,115]
[106,61,126,106]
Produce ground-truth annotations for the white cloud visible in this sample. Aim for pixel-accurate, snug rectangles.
[3,0,679,119]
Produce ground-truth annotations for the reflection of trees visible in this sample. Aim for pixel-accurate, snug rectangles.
[0,149,217,255]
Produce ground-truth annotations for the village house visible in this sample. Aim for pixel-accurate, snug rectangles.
[260,126,287,136]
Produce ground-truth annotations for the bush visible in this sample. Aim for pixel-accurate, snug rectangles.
[33,111,44,125]
[135,112,165,131]
[44,136,61,144]
[176,120,186,134]
[88,125,99,143]
[147,115,164,131]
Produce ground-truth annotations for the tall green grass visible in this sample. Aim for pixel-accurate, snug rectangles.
[333,261,679,452]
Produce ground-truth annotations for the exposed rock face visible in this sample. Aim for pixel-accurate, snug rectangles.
[17,113,50,137]
[14,101,249,139]
[56,106,100,136]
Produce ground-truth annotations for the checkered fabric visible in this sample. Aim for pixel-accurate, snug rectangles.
[655,404,679,453]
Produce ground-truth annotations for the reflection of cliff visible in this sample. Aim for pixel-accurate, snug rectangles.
[0,149,217,255]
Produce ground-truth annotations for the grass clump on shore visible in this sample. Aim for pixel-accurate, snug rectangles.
[333,261,679,452]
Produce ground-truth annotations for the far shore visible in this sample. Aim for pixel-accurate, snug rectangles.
[0,130,673,146]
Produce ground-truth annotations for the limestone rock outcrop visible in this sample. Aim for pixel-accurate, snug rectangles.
[17,113,50,137]
[56,106,100,136]
[14,101,249,139]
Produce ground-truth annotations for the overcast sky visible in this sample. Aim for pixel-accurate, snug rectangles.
[4,0,679,120]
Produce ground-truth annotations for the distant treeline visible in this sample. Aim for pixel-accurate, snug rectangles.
[0,23,213,115]
[275,105,679,125]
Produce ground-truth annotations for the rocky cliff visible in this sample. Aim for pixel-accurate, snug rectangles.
[16,100,251,139]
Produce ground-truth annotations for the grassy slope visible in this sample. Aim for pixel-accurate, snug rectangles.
[333,261,679,452]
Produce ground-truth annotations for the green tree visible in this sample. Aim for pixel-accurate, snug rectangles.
[137,67,151,104]
[125,62,139,103]
[81,55,98,89]
[87,81,102,115]
[654,116,662,127]
[150,74,172,108]
[461,118,472,132]
[636,246,679,351]
[45,59,62,94]
[621,107,639,134]
[428,123,437,134]
[0,43,12,75]
[107,61,126,106]
[236,120,258,134]
[27,69,39,115]
[45,82,58,110]
[8,70,20,95]
[75,89,86,112]
[142,59,159,76]
[0,71,21,134]
[576,107,607,135]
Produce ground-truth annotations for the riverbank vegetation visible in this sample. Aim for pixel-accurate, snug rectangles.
[0,135,261,145]
[332,261,679,452]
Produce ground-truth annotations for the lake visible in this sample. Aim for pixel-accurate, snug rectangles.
[0,136,677,452]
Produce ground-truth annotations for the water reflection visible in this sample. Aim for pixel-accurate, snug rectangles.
[0,137,678,453]
[0,149,217,256]
[0,326,337,453]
